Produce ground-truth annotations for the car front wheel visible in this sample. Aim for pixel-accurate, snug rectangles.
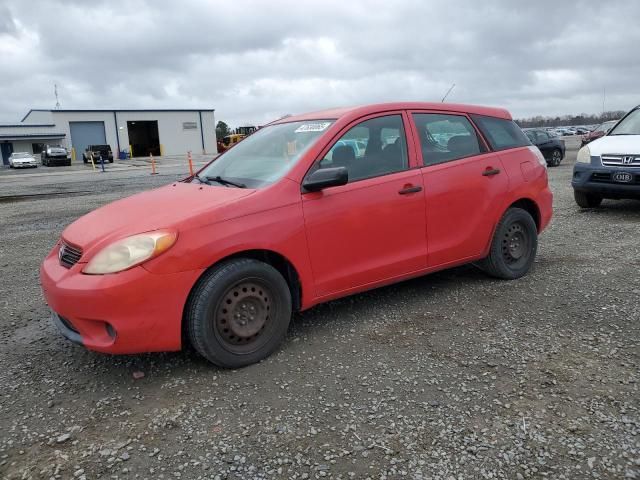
[478,208,538,280]
[186,258,292,368]
[574,190,602,208]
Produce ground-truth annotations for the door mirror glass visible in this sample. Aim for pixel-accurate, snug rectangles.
[303,167,348,192]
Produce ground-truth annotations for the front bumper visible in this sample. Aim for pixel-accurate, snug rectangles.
[14,162,38,168]
[40,245,203,354]
[572,162,640,199]
[46,156,70,166]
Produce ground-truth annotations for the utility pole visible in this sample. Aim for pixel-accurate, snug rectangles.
[54,84,61,109]
[441,83,455,103]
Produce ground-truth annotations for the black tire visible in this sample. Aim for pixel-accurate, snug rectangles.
[478,208,538,280]
[83,155,88,164]
[186,258,292,368]
[574,190,602,208]
[550,149,562,167]
[66,160,71,167]
[43,157,48,166]
[108,159,114,163]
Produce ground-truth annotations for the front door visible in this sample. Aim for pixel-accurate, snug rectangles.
[1,142,13,165]
[409,112,508,267]
[302,113,427,298]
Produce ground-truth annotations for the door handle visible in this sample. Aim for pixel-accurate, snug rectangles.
[482,168,501,177]
[398,185,422,195]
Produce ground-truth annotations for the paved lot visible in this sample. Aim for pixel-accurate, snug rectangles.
[0,147,638,479]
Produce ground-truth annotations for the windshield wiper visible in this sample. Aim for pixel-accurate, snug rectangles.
[205,175,246,188]
[192,173,210,184]
[609,133,637,136]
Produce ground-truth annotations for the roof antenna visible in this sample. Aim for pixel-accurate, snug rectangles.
[441,83,455,103]
[54,84,61,109]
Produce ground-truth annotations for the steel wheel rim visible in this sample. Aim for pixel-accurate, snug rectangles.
[502,222,529,265]
[213,279,274,353]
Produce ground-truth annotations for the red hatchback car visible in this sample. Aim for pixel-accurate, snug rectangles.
[41,103,553,368]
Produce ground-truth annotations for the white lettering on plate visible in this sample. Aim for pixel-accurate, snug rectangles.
[295,122,331,133]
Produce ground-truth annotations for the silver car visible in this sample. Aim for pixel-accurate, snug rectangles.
[8,152,38,168]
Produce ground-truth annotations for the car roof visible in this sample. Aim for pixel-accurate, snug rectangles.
[273,102,512,124]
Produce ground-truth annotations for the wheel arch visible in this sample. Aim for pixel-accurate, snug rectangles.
[181,249,303,348]
[506,198,541,232]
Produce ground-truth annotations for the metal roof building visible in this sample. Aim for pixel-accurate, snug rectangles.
[1,108,216,165]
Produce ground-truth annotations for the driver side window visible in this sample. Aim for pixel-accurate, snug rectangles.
[319,115,408,182]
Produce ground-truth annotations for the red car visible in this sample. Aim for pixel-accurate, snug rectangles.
[41,102,553,368]
[581,120,618,146]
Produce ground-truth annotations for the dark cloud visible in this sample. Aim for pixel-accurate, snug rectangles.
[1,0,639,126]
[0,5,17,35]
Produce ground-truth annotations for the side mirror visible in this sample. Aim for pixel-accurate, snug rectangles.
[302,167,348,192]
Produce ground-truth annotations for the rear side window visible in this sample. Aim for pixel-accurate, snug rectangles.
[412,113,483,166]
[471,115,531,151]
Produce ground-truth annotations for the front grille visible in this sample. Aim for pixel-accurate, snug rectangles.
[601,154,640,168]
[59,241,83,268]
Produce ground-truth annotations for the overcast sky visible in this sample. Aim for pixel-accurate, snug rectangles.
[1,0,639,127]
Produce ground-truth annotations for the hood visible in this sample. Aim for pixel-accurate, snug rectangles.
[62,182,255,254]
[586,134,640,156]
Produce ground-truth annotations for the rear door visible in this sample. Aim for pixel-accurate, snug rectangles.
[302,112,427,297]
[408,111,509,268]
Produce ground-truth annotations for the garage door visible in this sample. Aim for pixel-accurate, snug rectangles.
[69,121,107,160]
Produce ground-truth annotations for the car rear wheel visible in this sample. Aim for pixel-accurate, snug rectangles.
[186,258,292,368]
[550,149,562,167]
[574,190,602,208]
[478,208,538,280]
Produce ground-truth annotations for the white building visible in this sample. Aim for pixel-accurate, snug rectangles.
[1,108,216,165]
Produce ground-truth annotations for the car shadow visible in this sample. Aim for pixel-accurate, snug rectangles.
[72,263,494,380]
[576,198,640,216]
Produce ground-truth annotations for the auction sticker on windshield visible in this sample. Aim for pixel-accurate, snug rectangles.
[295,122,332,133]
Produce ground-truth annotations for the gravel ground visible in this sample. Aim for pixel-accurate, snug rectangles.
[0,149,638,480]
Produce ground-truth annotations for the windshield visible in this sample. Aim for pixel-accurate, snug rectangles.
[13,152,31,158]
[198,120,334,188]
[92,145,110,150]
[609,110,640,135]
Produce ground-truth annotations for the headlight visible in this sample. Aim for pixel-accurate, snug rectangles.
[576,146,591,164]
[83,230,177,274]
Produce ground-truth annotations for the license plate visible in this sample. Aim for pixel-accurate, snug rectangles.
[612,172,633,183]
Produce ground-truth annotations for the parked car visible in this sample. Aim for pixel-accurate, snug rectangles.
[83,144,114,163]
[581,120,618,146]
[574,127,590,135]
[41,102,553,368]
[41,145,71,166]
[8,152,38,168]
[572,105,640,207]
[524,129,565,166]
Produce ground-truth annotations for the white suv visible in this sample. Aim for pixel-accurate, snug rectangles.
[572,106,640,207]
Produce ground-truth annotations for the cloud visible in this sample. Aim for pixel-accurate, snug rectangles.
[1,0,639,126]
